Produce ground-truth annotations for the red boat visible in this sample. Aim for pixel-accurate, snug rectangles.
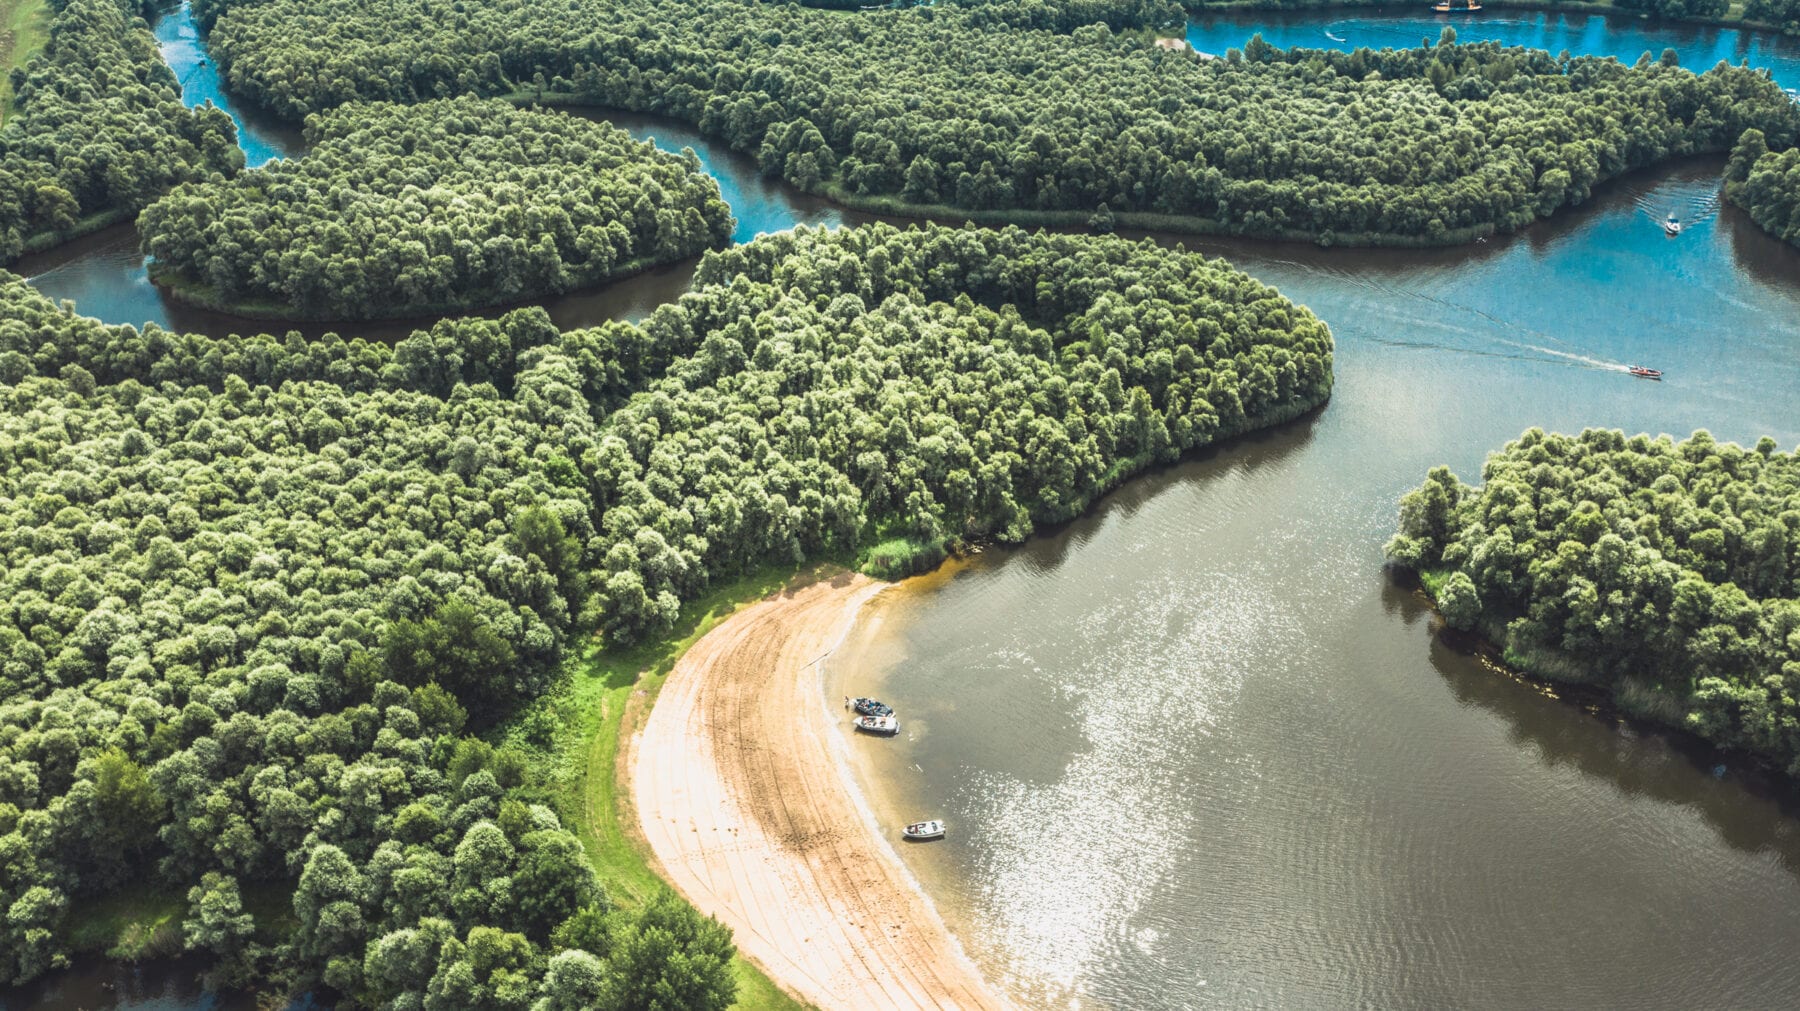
[1627,366,1663,380]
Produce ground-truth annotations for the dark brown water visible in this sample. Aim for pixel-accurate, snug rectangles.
[0,957,319,1011]
[835,160,1800,1008]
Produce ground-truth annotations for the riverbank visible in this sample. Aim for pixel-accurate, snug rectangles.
[632,568,1008,1011]
[1397,565,1800,789]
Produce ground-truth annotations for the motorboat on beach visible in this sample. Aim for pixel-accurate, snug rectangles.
[851,697,893,718]
[1664,213,1682,236]
[1627,365,1663,380]
[903,820,945,840]
[854,714,900,735]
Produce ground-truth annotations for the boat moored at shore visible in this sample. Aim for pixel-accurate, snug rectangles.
[855,714,900,735]
[903,820,946,841]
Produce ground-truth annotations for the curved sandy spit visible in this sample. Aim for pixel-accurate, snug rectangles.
[633,569,1008,1011]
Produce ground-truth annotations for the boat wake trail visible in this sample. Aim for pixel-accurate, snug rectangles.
[1507,341,1628,372]
[1632,181,1724,227]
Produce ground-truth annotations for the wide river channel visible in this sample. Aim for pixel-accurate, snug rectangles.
[8,5,1800,1009]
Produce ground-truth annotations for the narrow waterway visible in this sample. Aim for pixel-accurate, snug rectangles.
[12,4,1800,1008]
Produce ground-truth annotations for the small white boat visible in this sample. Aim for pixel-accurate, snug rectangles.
[903,820,945,840]
[854,714,899,735]
[1664,212,1682,236]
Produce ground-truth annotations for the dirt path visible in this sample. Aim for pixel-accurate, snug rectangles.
[633,570,1008,1011]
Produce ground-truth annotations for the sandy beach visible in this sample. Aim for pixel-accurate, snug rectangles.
[632,569,1007,1011]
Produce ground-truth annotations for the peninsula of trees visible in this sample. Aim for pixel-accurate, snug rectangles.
[1387,428,1800,776]
[0,0,240,263]
[1725,128,1800,247]
[200,0,1800,244]
[138,98,733,319]
[0,222,1331,999]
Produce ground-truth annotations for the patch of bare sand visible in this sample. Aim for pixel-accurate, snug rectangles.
[633,569,1008,1011]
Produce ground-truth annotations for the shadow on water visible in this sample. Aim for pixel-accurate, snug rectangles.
[1001,405,1323,579]
[0,955,319,1011]
[1381,577,1800,876]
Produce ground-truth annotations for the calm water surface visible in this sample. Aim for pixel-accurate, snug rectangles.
[15,6,1800,1009]
[0,957,319,1011]
[1189,8,1800,90]
[835,162,1800,1007]
[15,64,853,336]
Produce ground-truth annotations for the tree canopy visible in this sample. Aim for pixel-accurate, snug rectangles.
[578,222,1333,639]
[1726,127,1800,247]
[0,220,1332,997]
[201,0,1800,244]
[138,97,733,319]
[1388,428,1800,774]
[0,0,241,263]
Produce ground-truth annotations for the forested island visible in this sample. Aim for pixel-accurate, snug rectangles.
[200,0,1800,245]
[138,98,733,319]
[0,222,1331,999]
[1388,429,1800,776]
[0,0,240,263]
[1726,128,1800,246]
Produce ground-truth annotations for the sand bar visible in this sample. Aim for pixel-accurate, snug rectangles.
[633,570,1008,1011]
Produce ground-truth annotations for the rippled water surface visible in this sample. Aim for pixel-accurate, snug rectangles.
[839,160,1800,1008]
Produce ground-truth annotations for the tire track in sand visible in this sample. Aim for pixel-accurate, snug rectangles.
[633,569,1009,1011]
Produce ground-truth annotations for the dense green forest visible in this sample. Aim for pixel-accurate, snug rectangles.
[1387,429,1800,775]
[1744,0,1800,34]
[201,0,1800,244]
[0,222,1330,998]
[0,0,240,263]
[1725,128,1800,246]
[0,275,740,1005]
[138,97,733,319]
[578,223,1333,639]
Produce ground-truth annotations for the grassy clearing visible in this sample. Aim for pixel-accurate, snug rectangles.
[63,884,185,961]
[0,0,49,112]
[501,563,818,1010]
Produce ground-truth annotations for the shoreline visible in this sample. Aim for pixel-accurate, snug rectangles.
[631,568,1009,1011]
[1396,567,1800,796]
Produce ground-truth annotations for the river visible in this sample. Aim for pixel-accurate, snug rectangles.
[1188,7,1800,89]
[12,4,1800,1009]
[835,154,1800,1007]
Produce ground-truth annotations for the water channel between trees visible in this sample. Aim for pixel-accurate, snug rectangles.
[8,5,1800,1008]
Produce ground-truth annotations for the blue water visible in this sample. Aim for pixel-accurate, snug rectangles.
[151,2,299,167]
[1189,9,1800,90]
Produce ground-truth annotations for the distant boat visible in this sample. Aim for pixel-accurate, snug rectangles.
[1627,366,1663,380]
[1664,212,1682,236]
[903,820,945,840]
[1432,0,1481,10]
[854,714,899,735]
